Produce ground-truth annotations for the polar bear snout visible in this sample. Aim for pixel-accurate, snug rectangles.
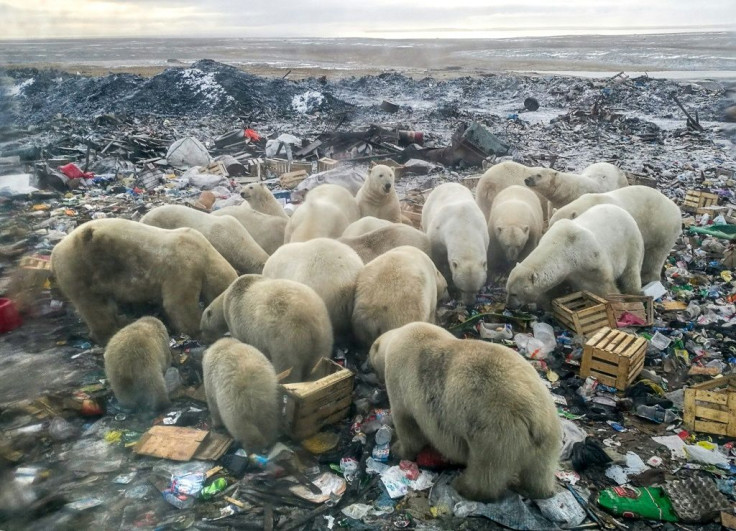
[383,182,392,192]
[524,176,537,186]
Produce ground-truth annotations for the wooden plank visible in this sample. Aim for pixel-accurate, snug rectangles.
[587,369,617,388]
[694,407,730,424]
[690,377,734,391]
[684,389,696,429]
[292,379,354,416]
[729,393,736,437]
[577,304,606,317]
[695,390,729,405]
[291,405,352,440]
[694,419,728,436]
[291,394,353,436]
[613,334,636,356]
[578,312,609,325]
[590,349,621,364]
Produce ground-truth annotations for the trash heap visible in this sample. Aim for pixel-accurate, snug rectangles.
[0,62,735,529]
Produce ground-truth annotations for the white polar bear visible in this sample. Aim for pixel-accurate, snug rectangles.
[524,162,629,209]
[549,186,681,284]
[474,161,551,221]
[355,165,402,222]
[338,224,431,264]
[352,246,448,347]
[240,182,288,218]
[342,216,394,238]
[422,183,489,306]
[506,204,644,308]
[284,184,360,243]
[212,204,287,255]
[487,185,543,273]
[262,238,363,338]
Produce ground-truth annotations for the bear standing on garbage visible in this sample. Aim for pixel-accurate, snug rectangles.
[355,164,402,222]
[104,316,172,412]
[369,322,561,501]
[241,182,288,218]
[51,218,237,345]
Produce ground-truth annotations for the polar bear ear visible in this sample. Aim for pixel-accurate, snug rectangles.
[496,226,503,234]
[521,225,529,234]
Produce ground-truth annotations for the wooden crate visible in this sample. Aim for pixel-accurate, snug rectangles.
[580,327,647,390]
[280,358,354,440]
[606,294,654,327]
[625,172,658,188]
[682,190,719,214]
[318,157,338,172]
[552,291,616,336]
[683,375,736,437]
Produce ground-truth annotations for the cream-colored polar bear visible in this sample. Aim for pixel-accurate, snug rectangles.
[104,316,171,412]
[338,224,431,264]
[352,246,448,347]
[51,218,237,344]
[487,185,543,273]
[203,338,279,452]
[285,184,360,243]
[355,165,402,222]
[241,182,288,218]
[421,183,489,306]
[212,204,287,255]
[506,204,644,308]
[475,161,551,221]
[141,205,268,274]
[342,216,393,238]
[200,275,332,383]
[369,322,561,501]
[262,238,363,338]
[524,162,629,209]
[549,186,681,284]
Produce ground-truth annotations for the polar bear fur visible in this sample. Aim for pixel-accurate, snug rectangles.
[51,218,237,345]
[262,238,363,338]
[475,161,551,221]
[369,322,561,501]
[212,204,287,255]
[524,162,629,209]
[241,182,288,218]
[488,185,543,273]
[104,316,171,412]
[285,184,360,243]
[338,224,431,264]
[141,205,268,274]
[202,338,279,451]
[200,275,332,383]
[355,165,402,222]
[421,183,489,306]
[506,204,644,308]
[342,216,393,238]
[352,247,448,347]
[549,186,681,284]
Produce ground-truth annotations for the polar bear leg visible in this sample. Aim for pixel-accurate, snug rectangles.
[618,261,643,295]
[148,374,171,411]
[76,291,121,345]
[515,453,558,499]
[641,245,668,284]
[391,408,427,460]
[205,387,223,427]
[162,279,203,337]
[452,447,512,501]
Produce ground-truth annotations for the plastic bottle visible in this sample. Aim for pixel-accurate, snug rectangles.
[48,417,77,441]
[200,478,227,499]
[577,376,598,401]
[375,425,392,445]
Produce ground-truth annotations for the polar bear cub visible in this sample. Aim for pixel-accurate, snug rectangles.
[369,322,561,501]
[203,338,279,452]
[355,164,402,222]
[506,204,644,308]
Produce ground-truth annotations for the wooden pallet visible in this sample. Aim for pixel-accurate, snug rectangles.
[552,291,616,336]
[606,294,654,327]
[682,190,719,215]
[683,375,736,437]
[580,327,647,390]
[280,358,354,440]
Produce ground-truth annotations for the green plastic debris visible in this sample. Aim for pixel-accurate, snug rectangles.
[598,486,678,522]
[200,478,227,500]
[688,224,736,240]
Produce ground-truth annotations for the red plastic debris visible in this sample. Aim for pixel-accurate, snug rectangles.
[58,163,95,179]
[244,129,261,142]
[0,298,22,333]
[415,446,451,468]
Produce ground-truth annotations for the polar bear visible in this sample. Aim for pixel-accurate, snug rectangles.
[141,205,268,274]
[262,238,363,338]
[421,183,489,306]
[241,182,288,218]
[355,165,402,222]
[51,218,237,345]
[487,185,543,274]
[104,316,171,412]
[548,186,681,284]
[475,161,551,221]
[342,216,393,238]
[200,275,332,383]
[212,204,287,255]
[285,184,360,243]
[352,246,448,347]
[369,322,561,501]
[338,224,431,264]
[524,162,628,209]
[506,204,644,308]
[203,338,279,452]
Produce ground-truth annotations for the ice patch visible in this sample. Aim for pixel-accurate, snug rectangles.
[292,91,324,113]
[178,68,234,105]
[8,78,34,97]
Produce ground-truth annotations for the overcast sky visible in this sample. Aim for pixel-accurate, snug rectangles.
[1,0,734,40]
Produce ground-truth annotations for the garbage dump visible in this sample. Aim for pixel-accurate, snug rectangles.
[0,61,735,529]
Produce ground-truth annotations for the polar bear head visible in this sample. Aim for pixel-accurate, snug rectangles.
[368,164,395,195]
[505,262,540,309]
[449,256,487,306]
[241,182,267,201]
[200,292,229,344]
[495,224,530,262]
[524,169,557,189]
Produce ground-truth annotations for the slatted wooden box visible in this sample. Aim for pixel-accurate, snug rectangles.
[683,376,736,437]
[682,190,719,214]
[606,294,654,327]
[317,157,338,172]
[580,327,647,390]
[552,291,616,336]
[280,358,354,440]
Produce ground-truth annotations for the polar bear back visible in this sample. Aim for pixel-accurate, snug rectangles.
[580,162,629,192]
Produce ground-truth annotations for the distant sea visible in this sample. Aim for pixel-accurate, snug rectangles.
[1,32,735,78]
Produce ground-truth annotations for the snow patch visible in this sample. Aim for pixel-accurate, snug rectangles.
[292,91,324,113]
[8,78,34,97]
[178,68,234,105]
